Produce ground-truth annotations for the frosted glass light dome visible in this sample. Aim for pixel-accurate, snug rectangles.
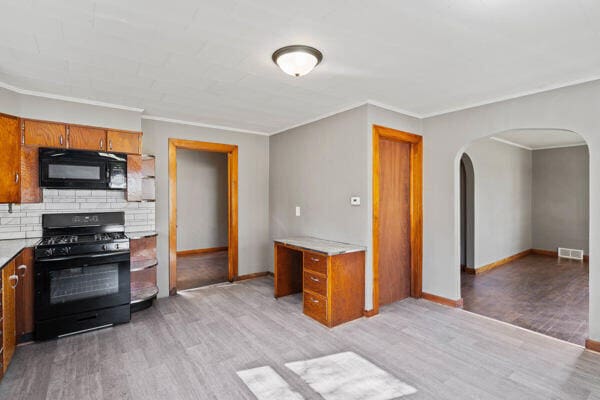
[272,45,323,77]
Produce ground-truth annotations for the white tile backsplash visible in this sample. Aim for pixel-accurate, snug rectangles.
[0,189,155,239]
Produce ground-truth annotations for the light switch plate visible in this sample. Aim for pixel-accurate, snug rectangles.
[350,196,361,206]
[295,206,301,216]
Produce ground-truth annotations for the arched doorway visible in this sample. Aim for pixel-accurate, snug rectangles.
[457,129,589,346]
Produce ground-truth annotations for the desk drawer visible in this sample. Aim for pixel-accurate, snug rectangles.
[303,252,327,274]
[303,270,327,297]
[303,291,327,324]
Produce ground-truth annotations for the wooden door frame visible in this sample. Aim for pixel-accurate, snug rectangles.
[372,125,423,314]
[168,138,238,295]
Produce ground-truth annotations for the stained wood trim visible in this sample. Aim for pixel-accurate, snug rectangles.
[168,139,239,295]
[236,271,273,281]
[465,249,532,275]
[372,125,423,315]
[585,338,600,353]
[363,309,378,317]
[422,292,464,308]
[531,248,589,262]
[176,247,228,256]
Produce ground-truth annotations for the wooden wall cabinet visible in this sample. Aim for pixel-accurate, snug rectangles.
[68,125,106,151]
[127,155,155,202]
[0,114,21,204]
[107,130,142,154]
[23,120,67,148]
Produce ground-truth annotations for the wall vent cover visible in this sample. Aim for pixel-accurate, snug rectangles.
[558,247,584,260]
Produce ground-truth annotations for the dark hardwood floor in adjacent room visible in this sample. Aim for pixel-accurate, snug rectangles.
[461,254,588,345]
[176,250,228,290]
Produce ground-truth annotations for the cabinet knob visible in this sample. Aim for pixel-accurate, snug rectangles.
[8,274,18,289]
[310,298,319,303]
[109,139,113,150]
[100,139,104,150]
[14,172,19,183]
[310,276,320,282]
[310,257,320,262]
[17,264,27,277]
[59,135,64,146]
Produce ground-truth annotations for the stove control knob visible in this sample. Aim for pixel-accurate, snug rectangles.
[102,244,107,251]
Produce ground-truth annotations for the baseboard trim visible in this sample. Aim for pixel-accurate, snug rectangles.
[235,271,273,281]
[531,248,589,262]
[585,338,600,353]
[465,249,532,275]
[363,309,378,317]
[177,247,228,256]
[422,292,464,308]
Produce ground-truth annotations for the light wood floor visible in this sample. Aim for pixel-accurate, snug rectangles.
[462,254,588,345]
[176,250,228,290]
[2,276,600,399]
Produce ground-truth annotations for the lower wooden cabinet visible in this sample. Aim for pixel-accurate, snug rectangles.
[15,248,34,340]
[0,247,34,381]
[2,259,17,373]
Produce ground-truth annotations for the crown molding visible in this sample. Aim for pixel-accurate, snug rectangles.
[141,115,270,136]
[533,142,588,151]
[365,100,423,119]
[0,81,144,112]
[270,101,369,135]
[420,76,600,119]
[489,136,532,150]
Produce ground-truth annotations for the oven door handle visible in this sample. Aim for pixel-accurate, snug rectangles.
[37,251,131,263]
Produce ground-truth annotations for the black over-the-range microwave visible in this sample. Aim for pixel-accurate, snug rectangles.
[39,148,127,190]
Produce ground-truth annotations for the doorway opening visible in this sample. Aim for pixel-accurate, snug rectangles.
[458,129,589,346]
[168,139,238,295]
[372,125,423,315]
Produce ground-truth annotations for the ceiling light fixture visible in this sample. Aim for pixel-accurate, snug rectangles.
[272,45,323,77]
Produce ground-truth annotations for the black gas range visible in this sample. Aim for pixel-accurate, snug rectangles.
[34,212,131,340]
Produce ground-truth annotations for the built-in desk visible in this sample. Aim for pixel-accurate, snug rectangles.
[274,237,366,327]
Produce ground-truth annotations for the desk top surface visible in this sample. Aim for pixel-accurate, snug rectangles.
[274,236,366,256]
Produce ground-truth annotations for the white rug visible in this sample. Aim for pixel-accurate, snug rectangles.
[285,351,417,400]
[237,366,304,400]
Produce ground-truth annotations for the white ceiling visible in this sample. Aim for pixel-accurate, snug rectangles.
[2,0,600,134]
[491,129,587,150]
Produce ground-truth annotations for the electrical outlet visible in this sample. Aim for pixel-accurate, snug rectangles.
[295,206,301,216]
[350,196,361,206]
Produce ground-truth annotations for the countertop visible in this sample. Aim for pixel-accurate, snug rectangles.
[126,231,157,239]
[274,236,366,256]
[0,238,41,268]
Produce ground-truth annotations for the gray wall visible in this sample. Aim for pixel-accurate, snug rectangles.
[465,139,533,268]
[176,149,228,251]
[421,79,600,340]
[270,104,422,310]
[142,119,270,297]
[532,145,589,254]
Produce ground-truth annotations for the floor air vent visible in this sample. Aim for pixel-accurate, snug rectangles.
[558,247,584,260]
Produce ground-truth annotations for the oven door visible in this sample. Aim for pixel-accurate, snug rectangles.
[35,251,131,321]
[39,148,109,189]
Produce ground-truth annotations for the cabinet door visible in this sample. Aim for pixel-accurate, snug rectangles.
[127,155,143,201]
[107,130,141,154]
[19,146,42,204]
[2,259,17,373]
[68,126,107,151]
[0,115,21,203]
[23,119,66,148]
[14,248,34,340]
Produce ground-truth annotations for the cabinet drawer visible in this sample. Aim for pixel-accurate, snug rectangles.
[303,291,327,324]
[303,270,327,297]
[303,252,327,275]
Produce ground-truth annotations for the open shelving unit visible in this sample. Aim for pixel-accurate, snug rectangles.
[128,153,158,312]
